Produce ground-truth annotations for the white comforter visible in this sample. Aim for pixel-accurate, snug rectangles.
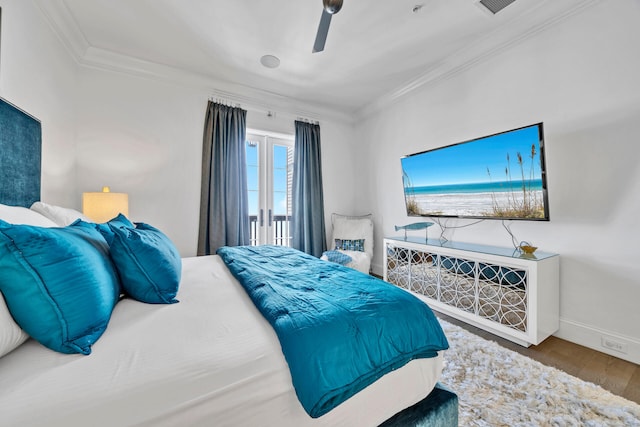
[0,255,442,427]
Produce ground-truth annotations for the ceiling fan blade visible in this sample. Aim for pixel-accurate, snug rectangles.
[312,10,332,53]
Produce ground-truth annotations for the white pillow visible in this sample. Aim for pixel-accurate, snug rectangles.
[30,201,90,226]
[0,203,57,227]
[0,294,29,358]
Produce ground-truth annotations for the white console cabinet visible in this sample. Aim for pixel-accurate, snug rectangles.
[383,237,559,347]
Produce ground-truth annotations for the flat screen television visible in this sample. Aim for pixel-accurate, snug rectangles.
[401,123,549,220]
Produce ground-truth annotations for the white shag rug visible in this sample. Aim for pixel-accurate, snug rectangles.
[438,319,640,427]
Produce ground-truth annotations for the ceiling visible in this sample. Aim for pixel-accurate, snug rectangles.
[36,0,593,116]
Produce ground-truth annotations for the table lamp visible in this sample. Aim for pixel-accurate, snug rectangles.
[82,186,129,223]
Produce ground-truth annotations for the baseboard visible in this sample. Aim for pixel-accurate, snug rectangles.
[371,261,384,277]
[556,318,640,365]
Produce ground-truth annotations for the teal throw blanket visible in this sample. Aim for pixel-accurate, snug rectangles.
[217,245,449,418]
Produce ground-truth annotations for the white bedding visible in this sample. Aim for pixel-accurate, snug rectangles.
[0,255,442,427]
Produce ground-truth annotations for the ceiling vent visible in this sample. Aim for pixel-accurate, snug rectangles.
[476,0,517,14]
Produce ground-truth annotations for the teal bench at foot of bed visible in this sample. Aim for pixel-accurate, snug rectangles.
[379,383,458,427]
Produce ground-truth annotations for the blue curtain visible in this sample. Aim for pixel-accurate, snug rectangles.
[291,121,327,257]
[197,101,250,255]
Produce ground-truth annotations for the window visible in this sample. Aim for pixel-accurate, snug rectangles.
[246,131,294,246]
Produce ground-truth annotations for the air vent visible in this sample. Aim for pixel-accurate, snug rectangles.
[477,0,517,14]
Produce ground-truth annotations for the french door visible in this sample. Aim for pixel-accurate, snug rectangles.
[246,132,294,246]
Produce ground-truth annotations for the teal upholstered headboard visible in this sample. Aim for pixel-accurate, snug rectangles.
[0,97,42,207]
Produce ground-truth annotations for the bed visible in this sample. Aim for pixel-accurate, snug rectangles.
[0,98,458,427]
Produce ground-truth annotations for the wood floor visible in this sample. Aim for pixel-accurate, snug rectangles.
[435,312,640,405]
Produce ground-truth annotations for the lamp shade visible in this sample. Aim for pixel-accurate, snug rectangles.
[83,186,129,223]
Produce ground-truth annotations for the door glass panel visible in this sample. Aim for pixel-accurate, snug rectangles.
[246,140,259,246]
[272,144,292,246]
[245,134,293,247]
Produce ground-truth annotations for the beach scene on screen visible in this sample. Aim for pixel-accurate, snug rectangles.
[401,125,547,219]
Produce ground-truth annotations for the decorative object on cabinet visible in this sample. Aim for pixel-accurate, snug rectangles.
[383,237,559,347]
[518,242,538,255]
[394,221,434,240]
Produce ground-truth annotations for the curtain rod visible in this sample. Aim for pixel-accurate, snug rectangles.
[296,117,320,126]
[208,96,242,109]
[209,89,321,125]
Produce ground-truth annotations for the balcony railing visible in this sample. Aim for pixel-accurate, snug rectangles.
[249,214,292,247]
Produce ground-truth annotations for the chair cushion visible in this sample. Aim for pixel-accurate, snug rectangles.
[343,250,371,274]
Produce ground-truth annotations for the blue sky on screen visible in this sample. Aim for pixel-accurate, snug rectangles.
[401,124,542,187]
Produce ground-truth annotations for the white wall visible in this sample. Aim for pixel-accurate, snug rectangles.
[75,66,358,256]
[0,0,78,206]
[75,69,204,256]
[355,0,640,363]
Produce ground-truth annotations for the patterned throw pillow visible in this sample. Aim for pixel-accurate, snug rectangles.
[335,238,365,252]
[323,250,353,265]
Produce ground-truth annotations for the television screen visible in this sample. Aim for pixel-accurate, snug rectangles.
[401,123,549,220]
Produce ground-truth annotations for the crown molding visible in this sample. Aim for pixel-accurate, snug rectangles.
[33,0,89,62]
[355,0,602,120]
[33,2,353,125]
[35,0,601,125]
[79,47,353,125]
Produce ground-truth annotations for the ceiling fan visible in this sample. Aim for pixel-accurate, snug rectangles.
[312,0,344,53]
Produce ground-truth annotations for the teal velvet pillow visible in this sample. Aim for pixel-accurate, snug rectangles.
[0,220,120,355]
[109,222,181,304]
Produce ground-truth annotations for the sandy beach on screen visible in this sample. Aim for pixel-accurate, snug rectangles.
[412,190,543,217]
